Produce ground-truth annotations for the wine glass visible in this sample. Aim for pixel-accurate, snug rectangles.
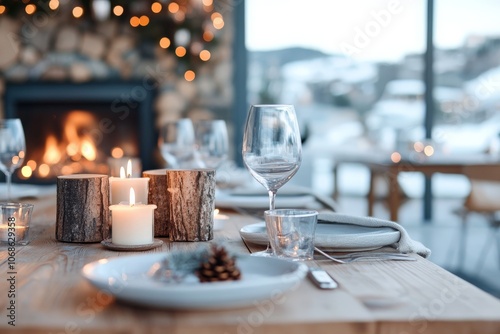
[242,104,302,256]
[158,118,195,168]
[0,119,26,201]
[194,119,229,169]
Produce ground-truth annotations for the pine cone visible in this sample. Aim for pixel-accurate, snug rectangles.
[197,244,242,283]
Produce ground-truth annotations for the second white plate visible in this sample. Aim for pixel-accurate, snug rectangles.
[215,189,316,209]
[240,222,400,252]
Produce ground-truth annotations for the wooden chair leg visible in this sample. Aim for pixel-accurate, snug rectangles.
[475,218,497,273]
[495,222,500,269]
[457,211,468,270]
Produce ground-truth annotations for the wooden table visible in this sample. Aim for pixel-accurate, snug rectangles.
[2,190,500,333]
[332,150,500,222]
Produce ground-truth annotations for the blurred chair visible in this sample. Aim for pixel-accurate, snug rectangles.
[453,165,500,271]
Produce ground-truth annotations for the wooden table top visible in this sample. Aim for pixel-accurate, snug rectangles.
[1,190,500,334]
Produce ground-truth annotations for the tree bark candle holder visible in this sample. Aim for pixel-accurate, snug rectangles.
[56,174,110,243]
[166,169,215,241]
[143,169,169,237]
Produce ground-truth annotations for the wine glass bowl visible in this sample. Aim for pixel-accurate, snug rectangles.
[242,104,302,256]
[0,119,26,200]
[158,118,195,169]
[194,119,229,169]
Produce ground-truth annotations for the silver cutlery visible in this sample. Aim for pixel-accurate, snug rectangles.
[314,247,416,264]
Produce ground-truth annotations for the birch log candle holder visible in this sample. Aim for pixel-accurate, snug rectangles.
[143,169,169,237]
[166,169,215,242]
[56,174,110,243]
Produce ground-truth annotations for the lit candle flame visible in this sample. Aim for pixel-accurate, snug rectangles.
[119,166,126,179]
[127,159,132,178]
[129,187,135,206]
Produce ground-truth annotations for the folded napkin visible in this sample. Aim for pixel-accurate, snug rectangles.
[317,211,431,258]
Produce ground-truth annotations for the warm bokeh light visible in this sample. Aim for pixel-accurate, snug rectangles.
[151,2,162,13]
[72,6,84,18]
[61,165,73,175]
[203,30,214,42]
[424,145,435,157]
[139,15,150,26]
[49,0,59,10]
[168,2,179,13]
[111,147,124,159]
[0,5,5,14]
[38,164,50,178]
[27,160,37,170]
[19,150,25,159]
[21,166,32,178]
[159,37,171,49]
[175,46,187,57]
[130,16,140,27]
[173,11,185,22]
[413,141,424,153]
[211,12,222,20]
[25,4,36,14]
[184,70,195,82]
[202,0,213,6]
[70,162,83,173]
[199,50,211,61]
[11,156,20,165]
[81,139,96,161]
[213,17,224,29]
[113,5,124,16]
[66,142,79,156]
[390,152,402,163]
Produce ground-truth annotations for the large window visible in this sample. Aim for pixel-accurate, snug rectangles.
[245,0,500,196]
[433,0,500,153]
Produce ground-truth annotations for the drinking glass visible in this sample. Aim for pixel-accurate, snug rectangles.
[0,119,26,201]
[158,118,195,168]
[242,104,302,256]
[194,119,229,169]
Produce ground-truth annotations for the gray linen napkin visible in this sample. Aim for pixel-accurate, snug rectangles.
[317,211,431,258]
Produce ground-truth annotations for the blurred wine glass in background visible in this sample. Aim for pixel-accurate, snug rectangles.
[158,118,195,168]
[0,119,26,200]
[194,119,229,170]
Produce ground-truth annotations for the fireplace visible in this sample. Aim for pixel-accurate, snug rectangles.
[4,81,157,184]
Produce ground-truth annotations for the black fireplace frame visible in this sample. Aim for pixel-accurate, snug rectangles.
[4,80,158,182]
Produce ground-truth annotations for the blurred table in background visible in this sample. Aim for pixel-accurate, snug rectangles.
[332,150,500,222]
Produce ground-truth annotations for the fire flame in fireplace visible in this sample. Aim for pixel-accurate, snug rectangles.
[42,111,99,165]
[21,110,109,180]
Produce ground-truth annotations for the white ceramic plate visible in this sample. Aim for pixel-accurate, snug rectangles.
[240,222,400,252]
[82,253,308,310]
[215,188,316,209]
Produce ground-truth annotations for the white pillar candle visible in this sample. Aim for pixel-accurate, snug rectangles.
[109,160,150,205]
[110,188,157,245]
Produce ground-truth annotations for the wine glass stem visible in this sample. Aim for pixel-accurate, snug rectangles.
[5,172,12,201]
[268,190,277,210]
[264,190,277,255]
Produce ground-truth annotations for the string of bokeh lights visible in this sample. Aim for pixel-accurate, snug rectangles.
[0,0,225,82]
